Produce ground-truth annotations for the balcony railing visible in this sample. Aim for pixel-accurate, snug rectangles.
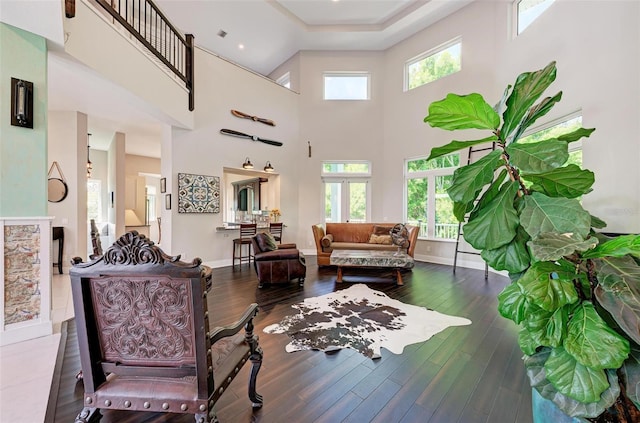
[412,221,459,240]
[92,0,194,110]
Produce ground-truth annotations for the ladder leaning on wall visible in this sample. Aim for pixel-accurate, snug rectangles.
[452,142,497,280]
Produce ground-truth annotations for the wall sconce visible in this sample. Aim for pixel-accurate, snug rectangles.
[11,77,33,128]
[242,157,254,169]
[264,161,274,172]
[86,133,93,178]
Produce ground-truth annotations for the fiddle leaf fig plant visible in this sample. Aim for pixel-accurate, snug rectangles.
[424,61,640,421]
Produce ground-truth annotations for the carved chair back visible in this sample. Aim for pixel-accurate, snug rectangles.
[69,231,259,422]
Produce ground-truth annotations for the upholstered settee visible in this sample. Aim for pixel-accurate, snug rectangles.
[251,232,306,288]
[311,222,419,266]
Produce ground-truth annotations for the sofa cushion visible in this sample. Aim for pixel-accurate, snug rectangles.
[369,234,392,245]
[321,234,334,248]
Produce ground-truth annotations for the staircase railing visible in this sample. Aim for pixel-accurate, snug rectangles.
[92,0,195,110]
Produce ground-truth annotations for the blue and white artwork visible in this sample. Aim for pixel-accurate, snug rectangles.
[178,173,220,213]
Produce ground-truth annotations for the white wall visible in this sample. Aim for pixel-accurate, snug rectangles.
[47,111,88,267]
[269,0,640,267]
[167,48,299,264]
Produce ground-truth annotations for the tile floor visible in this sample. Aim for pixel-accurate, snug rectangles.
[0,273,74,423]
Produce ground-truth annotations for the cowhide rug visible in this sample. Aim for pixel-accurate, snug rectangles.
[263,284,472,359]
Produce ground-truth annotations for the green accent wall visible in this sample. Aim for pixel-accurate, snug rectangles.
[0,23,47,217]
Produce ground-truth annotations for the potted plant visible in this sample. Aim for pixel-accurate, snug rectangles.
[424,61,640,422]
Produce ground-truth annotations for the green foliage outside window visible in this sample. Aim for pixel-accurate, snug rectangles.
[407,42,461,90]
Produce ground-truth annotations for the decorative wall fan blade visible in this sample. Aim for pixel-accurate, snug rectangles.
[231,110,276,126]
[220,129,283,147]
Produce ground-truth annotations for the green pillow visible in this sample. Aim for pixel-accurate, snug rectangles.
[263,232,278,251]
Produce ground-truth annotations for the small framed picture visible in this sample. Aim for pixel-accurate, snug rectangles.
[160,177,166,193]
[165,194,171,210]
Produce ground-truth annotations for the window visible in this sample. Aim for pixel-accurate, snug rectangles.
[323,72,370,100]
[322,161,371,223]
[405,154,460,239]
[519,114,583,167]
[276,72,290,89]
[516,0,555,35]
[87,179,102,222]
[405,39,461,91]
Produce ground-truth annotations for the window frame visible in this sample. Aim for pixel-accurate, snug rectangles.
[276,72,290,89]
[404,37,462,92]
[513,0,556,37]
[404,153,460,241]
[323,72,371,101]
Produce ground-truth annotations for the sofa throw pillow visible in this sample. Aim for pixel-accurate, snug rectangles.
[263,232,278,251]
[373,225,392,236]
[369,234,392,245]
[321,234,334,248]
[256,233,278,252]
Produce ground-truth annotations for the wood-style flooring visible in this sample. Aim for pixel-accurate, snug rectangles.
[46,258,532,423]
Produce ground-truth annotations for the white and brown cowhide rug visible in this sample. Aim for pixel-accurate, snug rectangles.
[263,284,471,359]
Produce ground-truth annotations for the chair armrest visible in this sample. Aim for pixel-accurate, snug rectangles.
[209,303,259,343]
[278,243,297,249]
[254,249,301,261]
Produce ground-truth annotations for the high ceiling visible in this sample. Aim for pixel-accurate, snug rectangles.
[155,0,472,76]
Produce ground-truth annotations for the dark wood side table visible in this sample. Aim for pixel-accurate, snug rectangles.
[52,226,64,274]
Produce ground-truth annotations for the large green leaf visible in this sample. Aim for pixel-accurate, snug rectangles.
[528,232,598,262]
[505,140,569,174]
[463,181,519,250]
[493,84,512,116]
[590,214,607,230]
[448,150,503,204]
[594,256,640,345]
[426,136,498,161]
[621,346,640,410]
[481,225,531,273]
[520,192,592,240]
[526,304,570,347]
[519,327,540,356]
[519,261,579,312]
[526,165,595,199]
[502,61,557,139]
[558,127,596,143]
[544,346,611,404]
[498,281,529,324]
[468,169,509,221]
[525,348,619,418]
[453,201,473,222]
[424,93,500,131]
[583,234,640,259]
[565,301,630,370]
[511,92,563,144]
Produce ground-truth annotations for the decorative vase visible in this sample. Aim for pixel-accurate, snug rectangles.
[532,389,588,423]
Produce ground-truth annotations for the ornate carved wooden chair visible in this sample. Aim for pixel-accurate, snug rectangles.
[70,231,262,423]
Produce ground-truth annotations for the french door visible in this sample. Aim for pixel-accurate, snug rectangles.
[323,178,370,223]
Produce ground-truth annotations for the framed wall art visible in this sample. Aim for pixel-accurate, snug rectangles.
[160,177,166,193]
[177,173,221,213]
[165,194,171,210]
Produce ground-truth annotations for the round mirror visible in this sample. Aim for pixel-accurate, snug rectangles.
[48,178,68,203]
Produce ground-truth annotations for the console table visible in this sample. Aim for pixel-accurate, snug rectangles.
[330,250,415,285]
[52,226,64,274]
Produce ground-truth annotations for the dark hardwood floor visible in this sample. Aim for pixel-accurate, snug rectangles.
[46,258,532,423]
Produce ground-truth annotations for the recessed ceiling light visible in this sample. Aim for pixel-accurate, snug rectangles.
[238,44,245,50]
[217,30,227,38]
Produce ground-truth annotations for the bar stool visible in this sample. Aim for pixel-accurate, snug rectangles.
[232,223,257,267]
[269,222,283,244]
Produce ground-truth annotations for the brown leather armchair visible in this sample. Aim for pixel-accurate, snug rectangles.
[251,233,306,288]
